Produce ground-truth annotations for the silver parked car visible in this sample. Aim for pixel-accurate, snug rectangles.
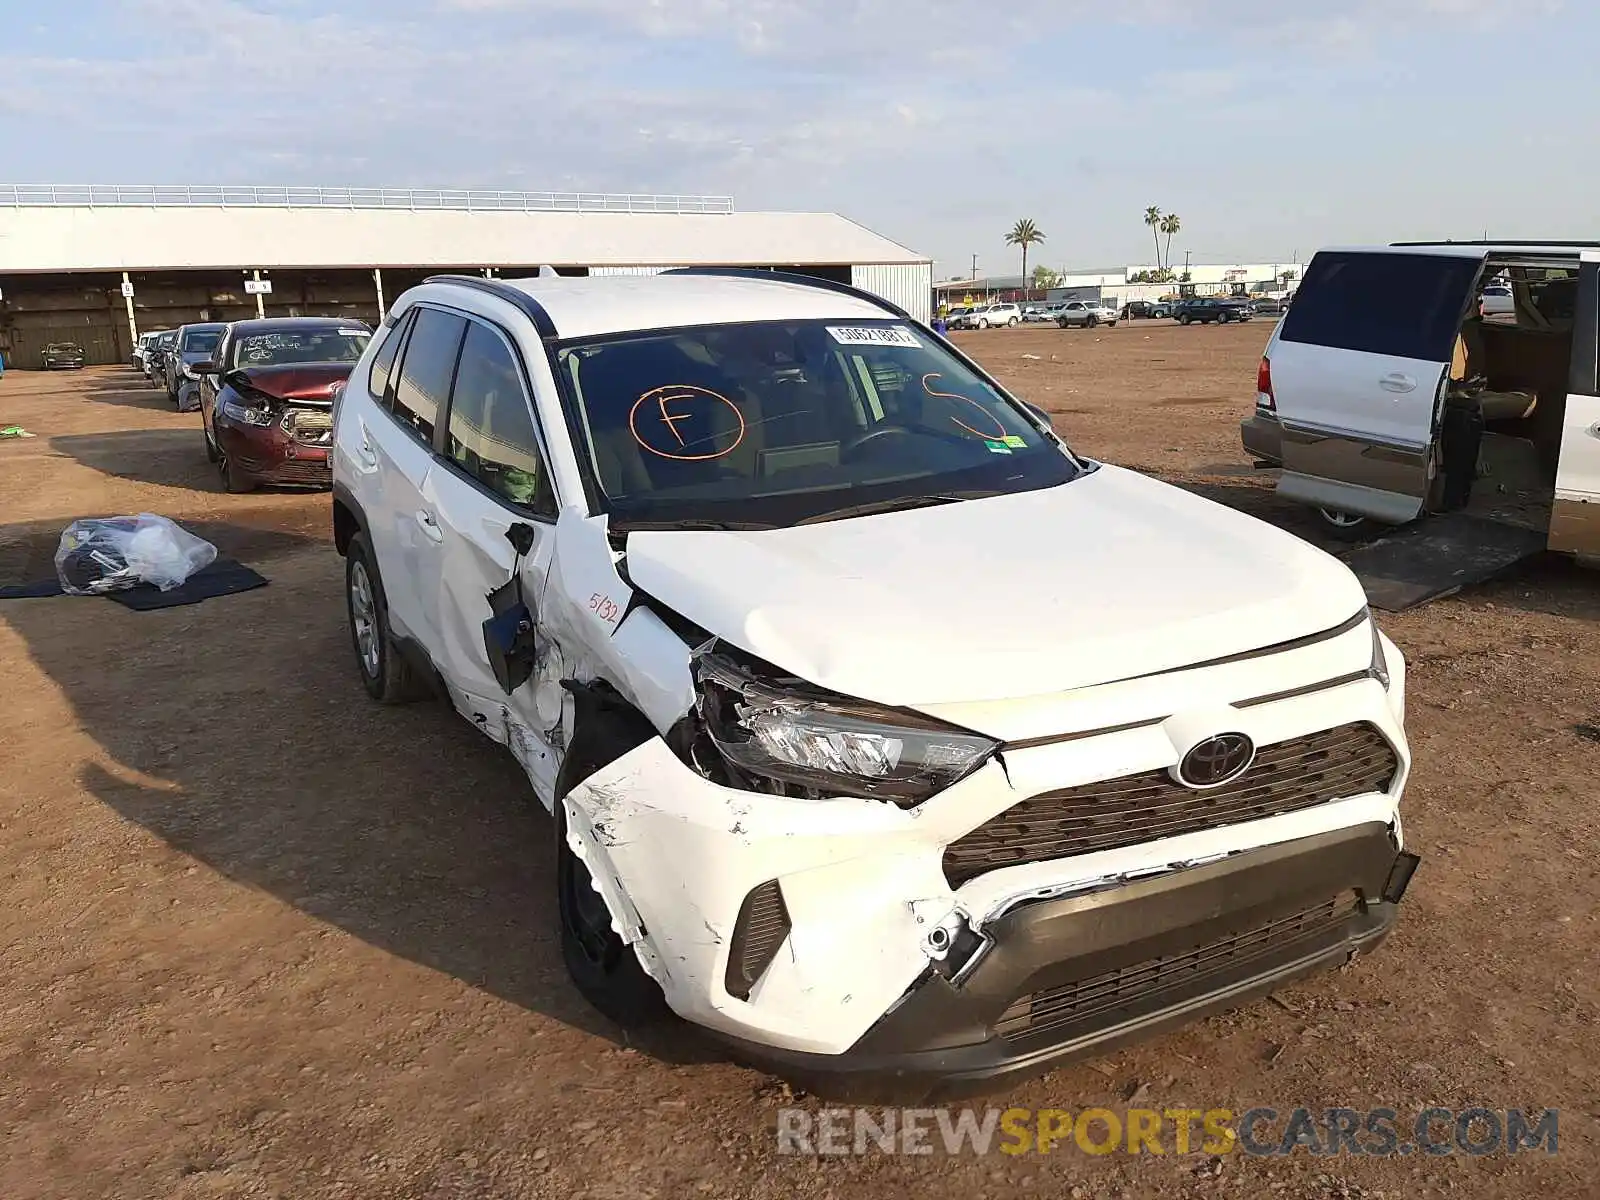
[1056,300,1120,329]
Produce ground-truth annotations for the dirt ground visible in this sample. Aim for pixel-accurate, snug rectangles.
[1,326,1596,1200]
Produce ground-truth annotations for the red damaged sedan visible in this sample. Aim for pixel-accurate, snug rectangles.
[198,318,372,492]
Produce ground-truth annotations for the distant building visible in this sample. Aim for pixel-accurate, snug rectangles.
[0,184,932,365]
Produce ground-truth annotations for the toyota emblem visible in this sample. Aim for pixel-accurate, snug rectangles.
[1176,733,1256,789]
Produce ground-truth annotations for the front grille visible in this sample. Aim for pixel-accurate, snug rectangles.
[945,723,1398,887]
[995,892,1360,1046]
[264,458,332,485]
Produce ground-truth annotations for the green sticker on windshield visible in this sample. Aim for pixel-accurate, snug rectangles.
[984,440,1012,454]
[1002,435,1027,448]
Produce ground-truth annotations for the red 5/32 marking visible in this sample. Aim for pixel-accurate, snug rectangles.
[588,593,622,625]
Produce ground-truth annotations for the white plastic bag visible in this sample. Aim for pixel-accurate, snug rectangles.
[55,514,218,595]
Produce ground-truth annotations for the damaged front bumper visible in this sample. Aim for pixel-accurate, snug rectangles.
[717,822,1416,1099]
[563,671,1413,1083]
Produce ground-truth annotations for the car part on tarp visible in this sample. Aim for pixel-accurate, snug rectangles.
[1339,512,1548,612]
[54,514,218,596]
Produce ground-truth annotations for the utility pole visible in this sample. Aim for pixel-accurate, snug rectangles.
[373,268,386,321]
[120,271,138,352]
[252,269,265,319]
[1183,249,1192,278]
[970,254,978,281]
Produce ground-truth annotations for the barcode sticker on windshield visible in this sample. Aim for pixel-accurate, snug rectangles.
[337,328,367,336]
[826,325,922,349]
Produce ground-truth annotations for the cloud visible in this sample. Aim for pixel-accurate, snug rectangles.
[0,0,1576,271]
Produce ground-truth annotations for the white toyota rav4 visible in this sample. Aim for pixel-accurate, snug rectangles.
[330,269,1418,1096]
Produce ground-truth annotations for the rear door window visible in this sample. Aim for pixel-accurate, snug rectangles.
[1280,252,1479,360]
[391,307,466,445]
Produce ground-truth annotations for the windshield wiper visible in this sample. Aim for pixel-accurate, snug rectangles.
[796,490,1004,525]
[610,518,778,533]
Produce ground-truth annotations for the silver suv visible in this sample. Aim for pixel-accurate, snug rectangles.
[1056,300,1119,329]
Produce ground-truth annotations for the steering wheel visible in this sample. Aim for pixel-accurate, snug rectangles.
[842,424,917,461]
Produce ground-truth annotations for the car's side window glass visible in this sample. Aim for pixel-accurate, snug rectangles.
[368,312,411,405]
[445,320,556,515]
[391,307,466,445]
[1280,252,1480,360]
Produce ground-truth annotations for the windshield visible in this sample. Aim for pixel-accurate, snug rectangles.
[556,319,1082,529]
[232,327,370,367]
[182,329,222,353]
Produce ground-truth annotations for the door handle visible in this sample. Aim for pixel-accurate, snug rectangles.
[415,509,444,542]
[1379,373,1417,393]
[357,439,378,467]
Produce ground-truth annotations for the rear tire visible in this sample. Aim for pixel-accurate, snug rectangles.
[1316,508,1380,542]
[1007,316,1019,327]
[345,532,420,704]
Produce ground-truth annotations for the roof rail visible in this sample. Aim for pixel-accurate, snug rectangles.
[659,267,911,320]
[423,274,557,338]
[1391,239,1600,249]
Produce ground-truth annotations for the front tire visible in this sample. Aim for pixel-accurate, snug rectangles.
[1086,315,1098,329]
[1179,314,1192,325]
[555,747,669,1028]
[220,452,257,494]
[977,319,990,329]
[345,532,420,703]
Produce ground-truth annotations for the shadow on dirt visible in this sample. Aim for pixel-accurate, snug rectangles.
[85,386,177,411]
[51,429,219,491]
[0,516,715,1067]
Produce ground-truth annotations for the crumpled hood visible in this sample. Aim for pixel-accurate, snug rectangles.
[622,465,1369,708]
[233,363,354,402]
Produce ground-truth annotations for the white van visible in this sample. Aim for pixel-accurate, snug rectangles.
[1242,242,1599,560]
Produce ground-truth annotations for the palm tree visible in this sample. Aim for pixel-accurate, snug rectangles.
[1144,206,1164,272]
[1159,213,1182,276]
[1005,219,1046,286]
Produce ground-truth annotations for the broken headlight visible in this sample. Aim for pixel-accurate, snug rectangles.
[219,394,276,427]
[693,652,998,805]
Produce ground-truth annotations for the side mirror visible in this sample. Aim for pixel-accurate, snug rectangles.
[1022,401,1054,429]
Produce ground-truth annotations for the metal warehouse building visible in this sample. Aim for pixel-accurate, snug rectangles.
[0,185,932,367]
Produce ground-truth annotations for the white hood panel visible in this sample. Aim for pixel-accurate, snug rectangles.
[622,465,1368,709]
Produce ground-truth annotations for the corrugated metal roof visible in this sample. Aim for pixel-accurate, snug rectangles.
[0,205,926,274]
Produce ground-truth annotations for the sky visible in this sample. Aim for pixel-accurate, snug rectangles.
[0,0,1593,279]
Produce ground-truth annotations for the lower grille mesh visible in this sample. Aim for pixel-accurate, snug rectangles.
[945,723,1398,887]
[995,892,1361,1045]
